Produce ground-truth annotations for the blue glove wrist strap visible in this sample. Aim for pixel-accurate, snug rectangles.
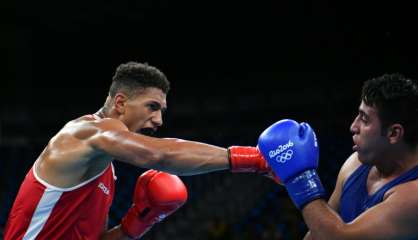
[285,169,326,209]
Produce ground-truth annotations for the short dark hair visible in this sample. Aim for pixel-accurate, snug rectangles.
[361,73,418,148]
[109,61,170,97]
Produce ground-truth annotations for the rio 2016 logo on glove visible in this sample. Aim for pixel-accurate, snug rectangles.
[269,140,294,163]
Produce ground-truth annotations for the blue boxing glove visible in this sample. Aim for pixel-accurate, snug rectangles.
[257,119,326,209]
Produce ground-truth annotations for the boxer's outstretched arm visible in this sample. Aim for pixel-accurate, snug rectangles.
[88,118,229,175]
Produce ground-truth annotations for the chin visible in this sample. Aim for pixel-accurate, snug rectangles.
[358,157,372,166]
[357,152,376,166]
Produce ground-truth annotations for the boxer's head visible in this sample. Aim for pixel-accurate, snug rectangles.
[351,73,418,164]
[103,62,170,134]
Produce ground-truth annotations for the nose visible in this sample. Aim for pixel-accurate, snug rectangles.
[350,115,360,134]
[152,110,163,127]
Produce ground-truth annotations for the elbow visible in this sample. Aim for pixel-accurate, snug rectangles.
[309,225,353,240]
[133,149,166,170]
[142,142,186,175]
[121,137,186,174]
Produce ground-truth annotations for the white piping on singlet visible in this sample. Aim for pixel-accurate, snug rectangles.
[22,162,114,239]
[33,160,112,192]
[22,188,62,240]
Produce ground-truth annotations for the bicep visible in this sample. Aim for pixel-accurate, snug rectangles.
[326,165,345,211]
[89,129,163,167]
[88,119,189,168]
[327,184,341,211]
[329,153,362,211]
[80,118,156,165]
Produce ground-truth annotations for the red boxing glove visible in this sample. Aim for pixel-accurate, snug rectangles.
[228,146,281,183]
[228,146,269,173]
[121,170,188,239]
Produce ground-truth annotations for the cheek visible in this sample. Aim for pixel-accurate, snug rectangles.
[129,106,146,121]
[133,114,146,127]
[363,133,387,152]
[125,108,146,130]
[357,129,375,147]
[361,125,377,138]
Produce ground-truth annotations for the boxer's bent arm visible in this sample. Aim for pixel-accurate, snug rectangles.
[301,184,418,240]
[303,153,361,240]
[303,175,344,240]
[303,190,341,240]
[88,123,229,176]
[303,188,342,240]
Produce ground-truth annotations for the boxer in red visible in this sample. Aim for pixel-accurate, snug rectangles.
[4,62,272,239]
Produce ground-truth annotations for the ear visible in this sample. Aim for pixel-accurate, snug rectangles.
[113,93,128,114]
[386,124,404,144]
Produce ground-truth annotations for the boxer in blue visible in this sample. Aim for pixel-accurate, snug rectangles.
[258,74,418,239]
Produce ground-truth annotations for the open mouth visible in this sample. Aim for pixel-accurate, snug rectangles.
[353,145,359,151]
[352,136,359,151]
[139,128,156,136]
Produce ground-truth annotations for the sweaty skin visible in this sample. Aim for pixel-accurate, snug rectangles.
[33,87,230,239]
[36,112,231,188]
[36,88,230,189]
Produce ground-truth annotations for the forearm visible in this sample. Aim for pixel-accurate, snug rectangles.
[302,200,349,240]
[154,138,229,175]
[96,131,229,175]
[100,225,131,240]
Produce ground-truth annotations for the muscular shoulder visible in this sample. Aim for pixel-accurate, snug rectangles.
[69,116,134,154]
[47,116,129,156]
[338,152,362,185]
[327,152,362,210]
[61,115,129,140]
[87,116,128,132]
[393,178,418,196]
[36,116,129,186]
[386,178,418,203]
[384,180,418,233]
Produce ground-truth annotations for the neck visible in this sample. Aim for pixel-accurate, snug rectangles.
[95,108,108,118]
[95,107,119,119]
[95,96,115,119]
[374,145,418,178]
[95,106,123,120]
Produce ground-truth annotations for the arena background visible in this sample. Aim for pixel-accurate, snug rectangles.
[1,1,417,239]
